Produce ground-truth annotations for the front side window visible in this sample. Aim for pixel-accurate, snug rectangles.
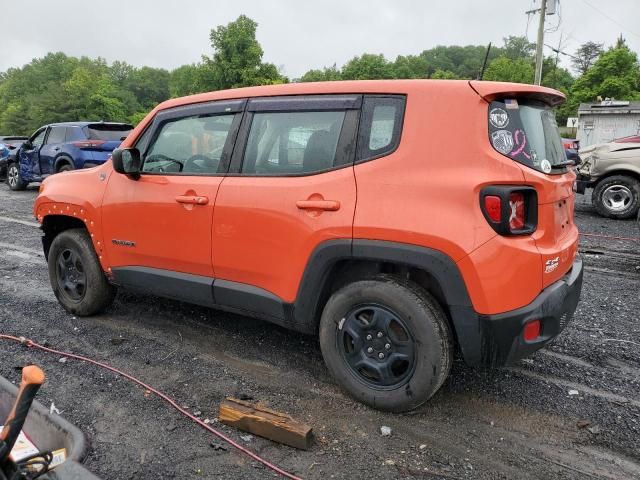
[143,114,235,175]
[241,111,345,175]
[46,127,66,145]
[30,129,47,148]
[488,99,567,174]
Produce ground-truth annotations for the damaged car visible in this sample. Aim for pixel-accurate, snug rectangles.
[577,141,640,219]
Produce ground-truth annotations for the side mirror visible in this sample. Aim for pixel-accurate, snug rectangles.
[22,141,32,150]
[112,148,141,179]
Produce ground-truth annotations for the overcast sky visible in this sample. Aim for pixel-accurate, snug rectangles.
[2,0,639,78]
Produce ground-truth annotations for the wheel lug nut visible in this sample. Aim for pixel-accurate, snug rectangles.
[378,353,385,359]
[367,347,373,353]
[377,332,383,338]
[366,334,372,341]
[385,343,391,350]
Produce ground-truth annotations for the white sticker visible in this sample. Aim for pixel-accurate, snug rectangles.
[489,108,509,128]
[491,130,514,155]
[541,159,552,173]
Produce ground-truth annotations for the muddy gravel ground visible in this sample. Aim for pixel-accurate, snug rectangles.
[0,181,639,480]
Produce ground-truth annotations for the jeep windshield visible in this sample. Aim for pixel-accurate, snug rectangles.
[488,99,567,174]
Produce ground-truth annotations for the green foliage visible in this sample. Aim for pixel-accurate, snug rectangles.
[300,64,342,82]
[571,41,604,75]
[341,54,395,80]
[203,15,286,89]
[483,57,534,84]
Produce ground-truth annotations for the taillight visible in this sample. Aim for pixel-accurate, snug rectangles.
[72,140,106,149]
[483,196,502,222]
[480,186,537,236]
[508,192,525,230]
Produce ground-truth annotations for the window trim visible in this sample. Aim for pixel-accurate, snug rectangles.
[228,97,360,177]
[137,99,246,177]
[356,95,406,164]
[31,127,49,148]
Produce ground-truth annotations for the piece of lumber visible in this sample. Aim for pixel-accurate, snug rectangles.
[219,397,313,450]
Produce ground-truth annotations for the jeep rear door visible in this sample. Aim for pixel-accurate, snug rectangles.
[101,100,244,282]
[212,95,359,306]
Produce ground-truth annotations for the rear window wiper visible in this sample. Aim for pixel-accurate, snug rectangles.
[550,160,575,169]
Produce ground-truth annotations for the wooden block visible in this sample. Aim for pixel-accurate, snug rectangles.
[219,397,313,450]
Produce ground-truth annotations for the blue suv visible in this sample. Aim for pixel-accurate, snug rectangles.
[6,121,132,190]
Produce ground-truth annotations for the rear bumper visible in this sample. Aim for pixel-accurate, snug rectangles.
[455,256,583,367]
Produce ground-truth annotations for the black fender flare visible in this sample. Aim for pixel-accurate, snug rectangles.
[291,239,482,364]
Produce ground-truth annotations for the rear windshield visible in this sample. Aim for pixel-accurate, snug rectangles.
[84,124,133,141]
[488,99,566,174]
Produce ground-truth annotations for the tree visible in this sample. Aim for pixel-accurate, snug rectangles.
[204,15,286,89]
[483,57,534,84]
[300,64,342,82]
[502,36,535,60]
[341,54,395,80]
[571,41,604,75]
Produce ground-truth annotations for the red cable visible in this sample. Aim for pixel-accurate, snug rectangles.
[0,334,303,480]
[579,232,640,242]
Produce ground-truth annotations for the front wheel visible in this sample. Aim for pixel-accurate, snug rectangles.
[6,162,27,191]
[48,228,116,316]
[319,275,453,412]
[592,175,640,219]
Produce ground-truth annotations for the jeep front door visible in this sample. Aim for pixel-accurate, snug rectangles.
[102,100,244,280]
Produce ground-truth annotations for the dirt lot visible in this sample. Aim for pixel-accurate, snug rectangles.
[0,181,639,480]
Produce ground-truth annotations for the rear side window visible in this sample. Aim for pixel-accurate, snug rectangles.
[65,127,84,142]
[357,95,405,162]
[488,99,567,174]
[46,127,66,144]
[84,124,133,141]
[241,111,346,175]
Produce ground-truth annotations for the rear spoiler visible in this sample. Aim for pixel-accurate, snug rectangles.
[468,81,565,107]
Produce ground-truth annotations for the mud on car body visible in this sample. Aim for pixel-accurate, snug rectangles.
[34,80,583,412]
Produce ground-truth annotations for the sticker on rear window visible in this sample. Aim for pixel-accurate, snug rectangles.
[491,130,514,154]
[540,159,552,173]
[489,108,509,128]
[504,99,519,109]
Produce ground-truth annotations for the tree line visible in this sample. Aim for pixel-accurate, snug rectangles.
[1,15,639,135]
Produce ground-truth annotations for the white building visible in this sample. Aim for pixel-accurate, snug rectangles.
[577,100,640,147]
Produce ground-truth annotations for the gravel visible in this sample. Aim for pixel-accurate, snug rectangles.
[0,182,638,479]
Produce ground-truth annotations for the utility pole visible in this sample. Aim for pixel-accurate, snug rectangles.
[534,0,547,85]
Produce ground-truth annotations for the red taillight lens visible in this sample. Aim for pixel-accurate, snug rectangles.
[523,320,541,341]
[484,195,502,222]
[508,192,525,230]
[72,140,106,149]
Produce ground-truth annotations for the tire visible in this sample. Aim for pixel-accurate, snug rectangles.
[48,228,116,316]
[592,175,640,219]
[319,275,453,412]
[6,162,28,191]
[57,163,73,173]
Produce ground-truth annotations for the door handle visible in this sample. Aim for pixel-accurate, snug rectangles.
[53,147,60,151]
[175,195,209,205]
[296,200,341,211]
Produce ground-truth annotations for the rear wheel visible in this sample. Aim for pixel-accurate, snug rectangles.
[319,275,453,412]
[592,175,640,219]
[48,228,116,316]
[57,161,73,173]
[6,162,27,191]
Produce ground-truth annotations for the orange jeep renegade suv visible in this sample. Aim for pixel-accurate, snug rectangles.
[35,80,583,412]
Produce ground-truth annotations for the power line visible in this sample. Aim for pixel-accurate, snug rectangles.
[579,0,640,41]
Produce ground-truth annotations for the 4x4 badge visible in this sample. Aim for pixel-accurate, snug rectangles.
[545,257,559,273]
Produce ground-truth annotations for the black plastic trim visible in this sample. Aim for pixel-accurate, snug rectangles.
[111,267,216,308]
[247,95,362,112]
[479,185,538,236]
[213,279,286,320]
